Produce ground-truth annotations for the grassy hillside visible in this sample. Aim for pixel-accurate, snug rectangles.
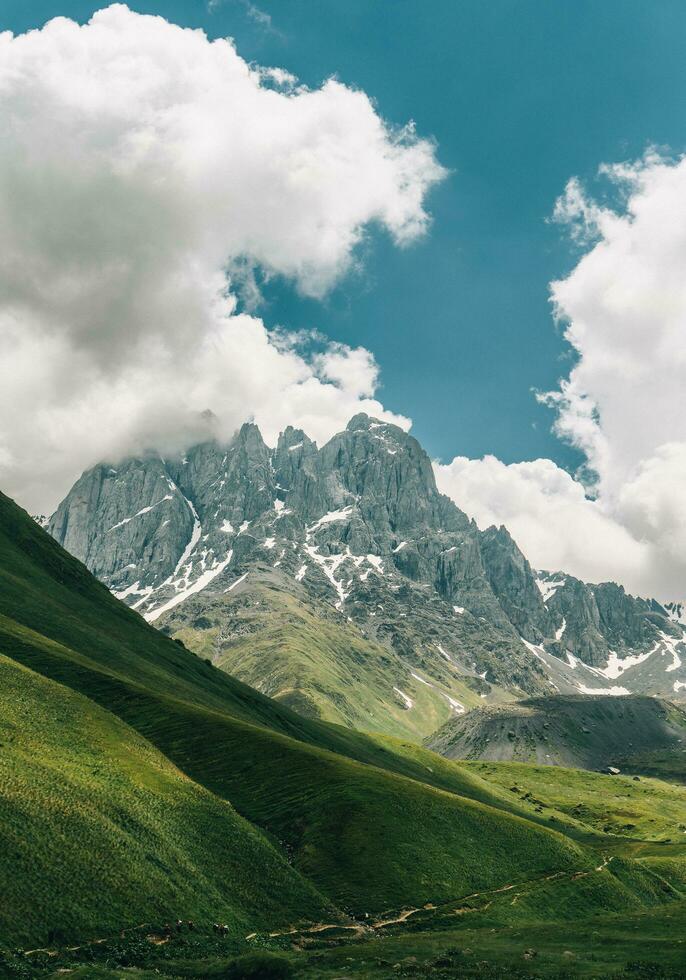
[0,651,327,947]
[462,760,686,845]
[29,898,686,978]
[2,488,686,977]
[287,898,686,979]
[427,693,686,772]
[164,577,490,740]
[1,609,605,919]
[103,690,596,913]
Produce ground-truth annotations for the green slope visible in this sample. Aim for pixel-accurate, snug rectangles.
[462,760,686,844]
[164,576,496,740]
[1,489,684,961]
[0,609,598,917]
[0,651,327,947]
[285,898,686,979]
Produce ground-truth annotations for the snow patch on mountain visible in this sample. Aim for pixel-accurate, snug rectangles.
[536,575,566,603]
[577,683,631,696]
[593,644,659,680]
[224,571,248,593]
[411,671,465,714]
[146,549,234,622]
[173,494,202,579]
[393,687,414,709]
[659,630,684,672]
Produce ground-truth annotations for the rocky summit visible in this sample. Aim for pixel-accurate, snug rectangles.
[48,413,686,735]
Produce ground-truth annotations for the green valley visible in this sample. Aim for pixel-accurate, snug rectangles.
[1,489,686,979]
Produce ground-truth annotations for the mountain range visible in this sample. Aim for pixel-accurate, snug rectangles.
[46,413,686,742]
[2,485,686,976]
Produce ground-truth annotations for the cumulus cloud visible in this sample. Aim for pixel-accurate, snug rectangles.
[437,152,686,601]
[434,455,649,588]
[0,4,443,512]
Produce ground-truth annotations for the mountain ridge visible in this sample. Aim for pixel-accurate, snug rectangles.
[47,413,686,735]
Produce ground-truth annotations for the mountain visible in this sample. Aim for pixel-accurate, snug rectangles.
[0,490,614,930]
[48,414,686,737]
[534,571,686,695]
[3,487,686,976]
[427,693,686,775]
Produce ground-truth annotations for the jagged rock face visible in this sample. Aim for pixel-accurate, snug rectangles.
[48,413,686,707]
[480,526,554,643]
[316,414,464,539]
[593,583,665,650]
[273,427,318,496]
[531,570,686,699]
[48,457,194,592]
[545,574,608,667]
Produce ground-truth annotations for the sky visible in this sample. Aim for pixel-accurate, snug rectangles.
[1,1,686,599]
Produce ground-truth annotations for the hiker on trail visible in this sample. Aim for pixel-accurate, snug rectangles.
[176,919,183,933]
[212,923,219,933]
[187,920,195,931]
[163,923,172,938]
[222,924,229,936]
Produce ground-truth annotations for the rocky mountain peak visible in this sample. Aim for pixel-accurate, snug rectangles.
[47,414,686,707]
[345,411,379,431]
[276,425,315,451]
[234,421,270,459]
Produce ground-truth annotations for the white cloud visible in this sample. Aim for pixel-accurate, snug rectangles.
[241,2,276,31]
[312,344,379,400]
[434,455,649,588]
[0,4,442,512]
[437,152,686,601]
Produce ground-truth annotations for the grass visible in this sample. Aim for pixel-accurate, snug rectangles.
[168,580,487,741]
[9,899,686,978]
[288,897,686,978]
[0,612,605,918]
[0,651,328,947]
[2,489,686,977]
[461,761,686,843]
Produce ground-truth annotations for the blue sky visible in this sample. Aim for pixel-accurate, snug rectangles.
[4,0,685,468]
[4,1,686,599]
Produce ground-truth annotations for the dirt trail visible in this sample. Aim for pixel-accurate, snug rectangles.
[23,856,618,958]
[373,903,435,929]
[267,855,618,942]
[268,921,369,939]
[25,923,153,958]
[512,856,613,905]
[360,857,617,936]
